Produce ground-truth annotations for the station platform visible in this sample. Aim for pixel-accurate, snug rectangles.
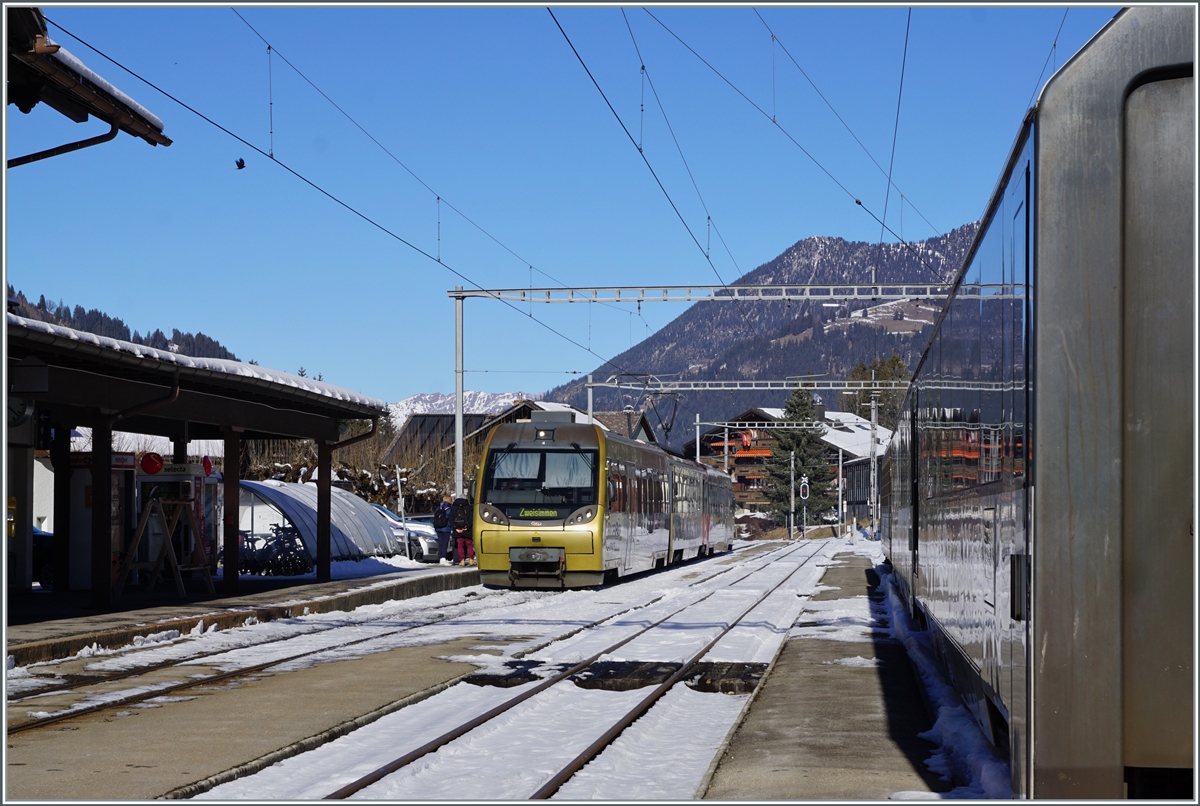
[5,564,479,667]
[5,548,959,800]
[702,550,953,799]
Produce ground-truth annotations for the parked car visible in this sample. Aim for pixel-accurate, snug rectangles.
[370,504,450,563]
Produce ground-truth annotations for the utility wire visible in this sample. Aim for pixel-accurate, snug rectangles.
[621,9,744,279]
[753,7,939,237]
[644,8,950,285]
[1024,9,1069,112]
[229,8,630,318]
[874,8,912,365]
[876,10,912,266]
[550,8,772,351]
[46,16,635,379]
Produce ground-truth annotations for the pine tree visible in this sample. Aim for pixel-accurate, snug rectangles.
[763,389,837,528]
[840,353,909,430]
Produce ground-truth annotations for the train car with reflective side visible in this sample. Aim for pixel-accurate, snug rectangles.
[664,456,735,563]
[701,461,736,557]
[474,413,732,588]
[880,7,1192,798]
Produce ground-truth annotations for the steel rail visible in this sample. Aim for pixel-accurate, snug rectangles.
[530,540,825,798]
[6,596,474,704]
[7,590,655,735]
[7,620,435,736]
[323,541,819,800]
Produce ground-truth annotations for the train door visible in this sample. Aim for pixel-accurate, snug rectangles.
[1121,72,1193,782]
[618,468,636,574]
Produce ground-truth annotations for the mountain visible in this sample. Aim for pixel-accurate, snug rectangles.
[545,223,979,448]
[7,287,238,361]
[388,390,542,431]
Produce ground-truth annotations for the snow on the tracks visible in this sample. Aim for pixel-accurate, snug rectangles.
[554,685,749,800]
[201,540,841,800]
[22,536,1005,799]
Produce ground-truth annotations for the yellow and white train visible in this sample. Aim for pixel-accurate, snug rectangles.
[472,414,734,588]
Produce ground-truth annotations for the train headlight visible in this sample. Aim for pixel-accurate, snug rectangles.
[566,506,598,525]
[480,504,509,526]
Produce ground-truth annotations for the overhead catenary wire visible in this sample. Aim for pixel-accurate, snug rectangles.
[644,8,949,284]
[45,16,637,381]
[621,9,744,279]
[550,10,736,291]
[873,8,913,365]
[555,7,772,352]
[753,7,939,237]
[876,10,912,279]
[266,43,274,158]
[1024,9,1069,112]
[228,8,631,320]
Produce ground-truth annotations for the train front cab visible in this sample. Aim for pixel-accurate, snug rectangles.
[474,418,608,589]
[883,7,1193,798]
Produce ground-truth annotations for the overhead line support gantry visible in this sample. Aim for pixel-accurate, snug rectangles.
[447,282,972,496]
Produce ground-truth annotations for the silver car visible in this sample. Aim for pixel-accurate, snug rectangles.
[370,505,444,562]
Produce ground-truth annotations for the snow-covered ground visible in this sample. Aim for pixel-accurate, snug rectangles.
[7,539,1008,799]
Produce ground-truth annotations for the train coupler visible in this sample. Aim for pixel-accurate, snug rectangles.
[508,547,567,588]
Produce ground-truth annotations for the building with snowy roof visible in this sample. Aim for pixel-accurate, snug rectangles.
[684,402,891,517]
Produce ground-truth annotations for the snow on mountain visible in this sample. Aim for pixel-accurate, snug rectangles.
[387,391,542,431]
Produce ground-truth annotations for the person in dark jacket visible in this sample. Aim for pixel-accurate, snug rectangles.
[432,495,453,566]
[450,497,475,566]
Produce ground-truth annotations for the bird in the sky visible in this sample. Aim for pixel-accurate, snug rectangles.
[235,158,245,170]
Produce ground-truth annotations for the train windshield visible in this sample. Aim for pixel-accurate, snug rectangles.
[481,447,599,519]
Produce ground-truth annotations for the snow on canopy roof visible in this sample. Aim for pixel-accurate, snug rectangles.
[241,480,398,561]
[9,313,386,412]
[47,40,165,132]
[758,408,785,419]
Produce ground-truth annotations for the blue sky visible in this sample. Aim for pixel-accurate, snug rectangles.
[5,4,1121,406]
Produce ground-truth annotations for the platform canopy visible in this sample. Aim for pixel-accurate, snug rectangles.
[8,313,386,441]
[7,313,389,606]
[7,6,171,148]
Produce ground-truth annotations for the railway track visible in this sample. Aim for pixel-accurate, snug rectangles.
[6,587,668,737]
[5,594,487,706]
[316,540,824,800]
[7,549,754,736]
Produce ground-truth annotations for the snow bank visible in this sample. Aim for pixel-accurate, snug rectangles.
[879,563,1011,799]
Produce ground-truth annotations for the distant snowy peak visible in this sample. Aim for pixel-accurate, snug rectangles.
[388,391,541,430]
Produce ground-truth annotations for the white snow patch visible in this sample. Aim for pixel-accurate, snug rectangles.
[133,629,182,647]
[823,655,882,668]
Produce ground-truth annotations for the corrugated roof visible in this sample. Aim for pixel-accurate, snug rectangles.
[241,480,398,560]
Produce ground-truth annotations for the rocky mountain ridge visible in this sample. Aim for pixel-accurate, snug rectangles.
[545,223,979,448]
